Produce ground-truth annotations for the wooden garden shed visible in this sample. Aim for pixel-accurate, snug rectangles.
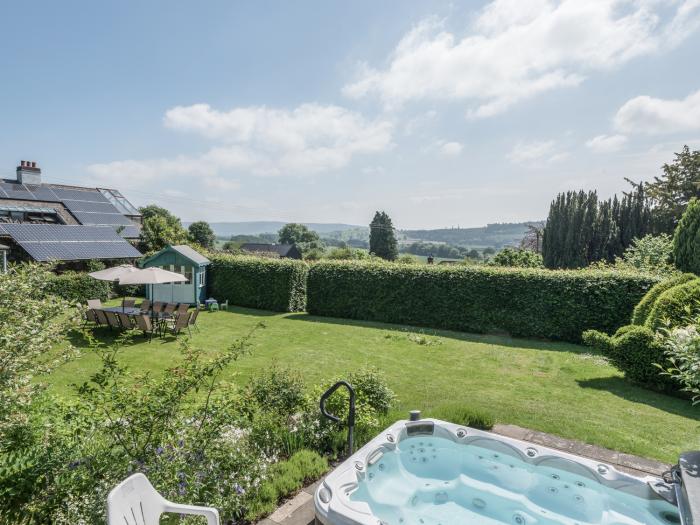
[140,245,210,304]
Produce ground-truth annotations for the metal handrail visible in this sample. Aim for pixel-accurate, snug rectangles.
[319,380,356,455]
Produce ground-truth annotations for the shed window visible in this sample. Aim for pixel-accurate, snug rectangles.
[183,266,192,284]
[199,269,206,288]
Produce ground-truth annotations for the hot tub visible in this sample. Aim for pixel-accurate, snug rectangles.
[314,418,682,525]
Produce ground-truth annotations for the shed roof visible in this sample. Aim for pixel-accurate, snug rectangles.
[170,245,210,265]
[241,243,297,256]
[141,244,210,267]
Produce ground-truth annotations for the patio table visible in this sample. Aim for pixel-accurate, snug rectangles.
[99,306,174,337]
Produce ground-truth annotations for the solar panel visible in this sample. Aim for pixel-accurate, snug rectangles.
[50,187,108,202]
[0,224,142,261]
[71,211,134,226]
[0,182,35,200]
[20,242,142,261]
[61,200,122,213]
[23,185,60,201]
[116,225,141,238]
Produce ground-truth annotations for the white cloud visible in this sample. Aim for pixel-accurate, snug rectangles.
[88,102,394,186]
[439,141,464,156]
[585,134,628,152]
[507,140,559,164]
[343,0,700,117]
[614,88,700,134]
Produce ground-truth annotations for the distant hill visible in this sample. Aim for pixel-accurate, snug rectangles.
[193,220,543,250]
[187,221,363,237]
[401,222,543,249]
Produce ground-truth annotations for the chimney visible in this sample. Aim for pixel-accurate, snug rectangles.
[16,160,42,185]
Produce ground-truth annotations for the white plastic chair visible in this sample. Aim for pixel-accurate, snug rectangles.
[107,473,220,525]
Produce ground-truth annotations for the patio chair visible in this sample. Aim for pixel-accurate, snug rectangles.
[87,299,102,309]
[95,309,109,327]
[220,300,229,311]
[139,299,151,313]
[188,308,200,332]
[105,311,121,331]
[168,311,192,337]
[134,314,154,341]
[107,473,219,525]
[152,302,165,313]
[85,308,98,326]
[117,312,133,330]
[163,303,177,315]
[122,298,136,308]
[176,303,189,315]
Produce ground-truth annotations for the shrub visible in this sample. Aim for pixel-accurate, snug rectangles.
[208,254,308,312]
[673,197,700,274]
[245,450,327,521]
[246,367,306,414]
[491,248,544,268]
[620,234,676,276]
[658,321,700,403]
[46,271,112,303]
[582,325,676,391]
[631,273,697,325]
[428,404,495,430]
[645,278,700,331]
[307,261,658,342]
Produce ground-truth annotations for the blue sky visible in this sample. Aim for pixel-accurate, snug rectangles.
[1,1,700,229]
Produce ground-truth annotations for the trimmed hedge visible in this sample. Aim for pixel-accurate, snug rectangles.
[46,272,112,303]
[306,261,658,342]
[208,255,308,312]
[645,278,700,331]
[631,273,697,326]
[583,325,676,392]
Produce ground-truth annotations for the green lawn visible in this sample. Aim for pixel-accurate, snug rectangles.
[47,305,700,463]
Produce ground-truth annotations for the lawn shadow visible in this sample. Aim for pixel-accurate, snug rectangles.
[284,313,592,355]
[578,376,700,421]
[224,306,280,317]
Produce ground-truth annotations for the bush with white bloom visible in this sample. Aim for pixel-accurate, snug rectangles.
[658,311,700,403]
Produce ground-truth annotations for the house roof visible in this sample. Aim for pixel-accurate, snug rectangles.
[0,179,141,238]
[0,223,142,262]
[140,244,210,267]
[240,243,297,256]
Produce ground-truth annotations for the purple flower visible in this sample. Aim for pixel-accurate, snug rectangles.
[177,471,186,480]
[155,446,164,455]
[178,482,187,495]
[234,484,245,495]
[177,439,184,448]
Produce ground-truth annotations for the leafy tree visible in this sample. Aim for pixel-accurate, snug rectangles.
[491,248,544,268]
[482,247,496,256]
[188,221,216,250]
[623,234,675,274]
[641,146,700,233]
[0,264,77,447]
[369,211,398,261]
[138,204,187,252]
[278,223,324,255]
[466,249,481,259]
[673,198,700,274]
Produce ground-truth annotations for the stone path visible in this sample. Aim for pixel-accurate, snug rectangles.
[258,424,672,525]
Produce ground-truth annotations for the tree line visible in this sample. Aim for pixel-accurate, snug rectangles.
[542,146,700,269]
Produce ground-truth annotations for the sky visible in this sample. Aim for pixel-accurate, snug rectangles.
[1,1,700,229]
